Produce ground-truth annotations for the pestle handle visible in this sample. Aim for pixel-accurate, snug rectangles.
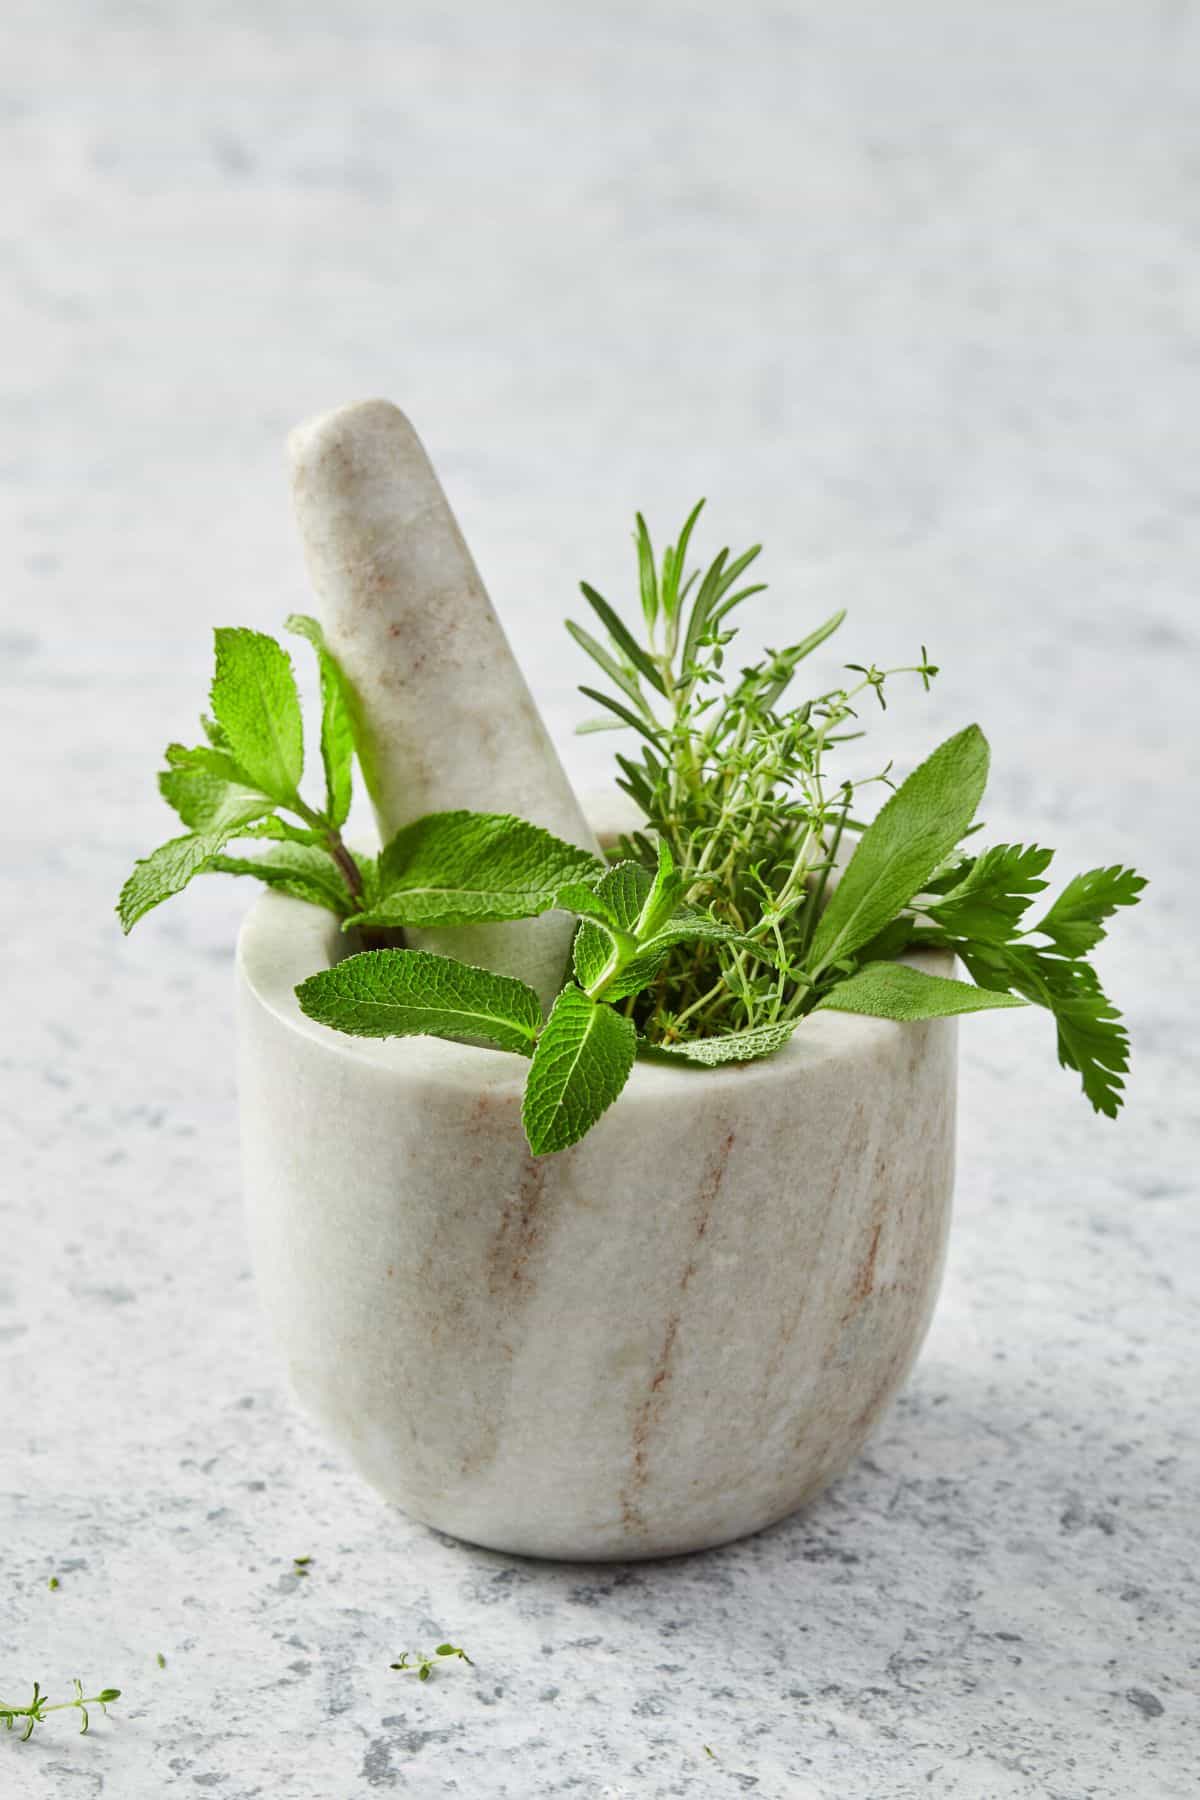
[288,399,599,1008]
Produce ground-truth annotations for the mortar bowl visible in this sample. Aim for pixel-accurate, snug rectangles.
[237,890,956,1560]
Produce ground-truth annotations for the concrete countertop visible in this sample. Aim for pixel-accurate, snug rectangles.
[2,3,1195,1794]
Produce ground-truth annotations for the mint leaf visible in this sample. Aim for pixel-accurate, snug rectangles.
[572,861,653,991]
[921,843,1053,944]
[555,882,619,928]
[353,812,602,929]
[210,628,304,806]
[815,961,1027,1020]
[1029,864,1147,958]
[297,950,541,1056]
[117,829,233,932]
[286,613,354,827]
[209,842,352,914]
[638,1021,798,1066]
[636,838,684,939]
[806,725,990,976]
[521,985,637,1155]
[158,745,276,834]
[601,910,771,1004]
[239,815,323,847]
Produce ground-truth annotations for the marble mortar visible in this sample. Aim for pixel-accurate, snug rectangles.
[236,878,957,1562]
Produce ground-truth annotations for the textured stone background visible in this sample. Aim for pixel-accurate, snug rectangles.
[2,2,1197,1794]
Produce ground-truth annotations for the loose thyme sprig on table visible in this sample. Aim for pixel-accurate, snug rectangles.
[390,1645,473,1682]
[1,1680,120,1742]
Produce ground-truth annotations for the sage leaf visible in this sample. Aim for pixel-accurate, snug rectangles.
[639,1021,798,1065]
[296,950,541,1057]
[286,613,354,827]
[806,724,990,976]
[355,811,603,929]
[521,985,637,1155]
[210,627,304,806]
[815,961,1027,1020]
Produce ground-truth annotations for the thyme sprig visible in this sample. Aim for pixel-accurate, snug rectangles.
[1,1680,120,1742]
[390,1644,474,1682]
[572,501,938,1039]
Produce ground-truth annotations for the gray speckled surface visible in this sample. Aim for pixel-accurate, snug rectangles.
[2,3,1197,1795]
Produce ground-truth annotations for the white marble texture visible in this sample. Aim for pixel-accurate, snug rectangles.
[1,2,1197,1795]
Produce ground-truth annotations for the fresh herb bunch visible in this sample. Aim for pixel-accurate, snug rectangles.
[565,504,1147,1115]
[119,507,1145,1153]
[1,1679,120,1742]
[569,500,939,1041]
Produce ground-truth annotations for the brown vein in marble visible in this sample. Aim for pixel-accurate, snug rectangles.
[620,1130,736,1531]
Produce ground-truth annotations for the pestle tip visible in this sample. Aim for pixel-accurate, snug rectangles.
[287,397,419,479]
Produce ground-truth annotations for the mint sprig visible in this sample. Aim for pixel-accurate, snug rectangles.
[118,623,372,932]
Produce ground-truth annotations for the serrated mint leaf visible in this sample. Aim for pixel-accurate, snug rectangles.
[639,1021,798,1066]
[815,961,1027,1020]
[239,815,323,846]
[572,861,653,990]
[599,910,772,1004]
[117,830,230,932]
[521,985,637,1155]
[555,882,619,928]
[635,837,684,939]
[806,725,990,976]
[354,811,603,929]
[286,613,354,828]
[158,745,276,834]
[296,950,541,1057]
[209,842,351,914]
[210,627,304,806]
[1030,864,1147,958]
[921,843,1053,943]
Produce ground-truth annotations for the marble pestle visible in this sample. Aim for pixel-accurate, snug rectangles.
[287,399,599,1010]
